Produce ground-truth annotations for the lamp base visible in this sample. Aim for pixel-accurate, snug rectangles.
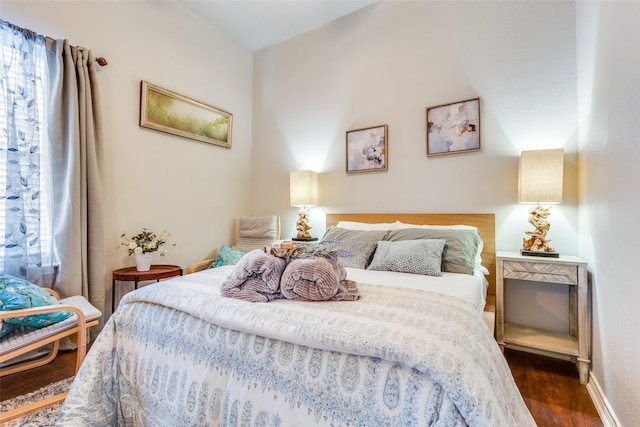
[520,249,559,258]
[292,237,318,242]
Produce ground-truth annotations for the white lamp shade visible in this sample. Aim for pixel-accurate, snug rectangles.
[518,148,564,203]
[290,170,318,207]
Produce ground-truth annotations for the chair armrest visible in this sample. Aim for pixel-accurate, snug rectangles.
[42,288,61,300]
[185,258,216,275]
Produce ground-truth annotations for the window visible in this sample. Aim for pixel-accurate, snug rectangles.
[0,23,54,282]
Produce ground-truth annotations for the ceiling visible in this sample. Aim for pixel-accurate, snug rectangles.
[177,0,378,51]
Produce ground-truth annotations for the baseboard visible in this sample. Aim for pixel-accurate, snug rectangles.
[587,372,621,427]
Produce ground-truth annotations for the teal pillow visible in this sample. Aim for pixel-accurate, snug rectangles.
[0,322,17,338]
[209,245,247,268]
[0,274,73,337]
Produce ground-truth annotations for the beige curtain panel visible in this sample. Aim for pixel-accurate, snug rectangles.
[46,38,106,327]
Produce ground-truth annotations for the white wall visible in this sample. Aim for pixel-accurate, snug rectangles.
[252,1,579,331]
[2,0,254,311]
[577,2,640,425]
[253,1,578,250]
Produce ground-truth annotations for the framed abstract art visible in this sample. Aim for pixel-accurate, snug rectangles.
[346,124,388,173]
[426,97,480,157]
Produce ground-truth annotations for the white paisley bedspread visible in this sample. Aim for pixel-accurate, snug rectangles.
[57,266,534,426]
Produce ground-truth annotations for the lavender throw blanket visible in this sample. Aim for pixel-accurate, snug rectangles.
[281,257,360,301]
[221,249,286,302]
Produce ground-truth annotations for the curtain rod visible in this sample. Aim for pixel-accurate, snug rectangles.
[2,19,108,66]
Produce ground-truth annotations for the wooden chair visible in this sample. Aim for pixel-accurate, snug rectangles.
[185,215,280,274]
[0,289,101,423]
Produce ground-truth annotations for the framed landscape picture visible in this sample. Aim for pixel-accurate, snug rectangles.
[426,97,480,157]
[346,124,388,174]
[139,81,232,148]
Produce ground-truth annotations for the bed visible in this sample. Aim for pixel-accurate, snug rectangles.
[57,213,534,426]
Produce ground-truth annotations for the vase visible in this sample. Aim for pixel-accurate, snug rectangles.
[135,252,153,271]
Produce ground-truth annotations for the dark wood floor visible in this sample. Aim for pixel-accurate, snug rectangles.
[1,346,603,426]
[1,346,82,402]
[505,349,603,427]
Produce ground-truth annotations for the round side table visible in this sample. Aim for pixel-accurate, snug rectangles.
[112,264,182,312]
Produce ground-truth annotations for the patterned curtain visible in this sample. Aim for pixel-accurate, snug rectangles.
[0,20,106,325]
[0,20,53,284]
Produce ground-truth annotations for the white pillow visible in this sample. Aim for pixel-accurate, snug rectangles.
[475,240,489,275]
[336,221,398,231]
[395,221,478,230]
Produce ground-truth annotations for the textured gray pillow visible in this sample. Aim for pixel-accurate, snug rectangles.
[385,228,481,275]
[321,227,389,243]
[367,239,446,276]
[323,240,378,269]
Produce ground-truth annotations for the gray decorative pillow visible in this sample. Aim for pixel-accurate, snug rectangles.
[385,228,481,275]
[321,227,389,243]
[367,239,446,276]
[322,240,378,269]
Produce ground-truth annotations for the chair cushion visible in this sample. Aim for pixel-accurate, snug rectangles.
[0,295,101,356]
[0,275,72,338]
[235,216,279,251]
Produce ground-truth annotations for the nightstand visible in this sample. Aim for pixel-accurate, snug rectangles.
[112,264,182,312]
[496,251,590,385]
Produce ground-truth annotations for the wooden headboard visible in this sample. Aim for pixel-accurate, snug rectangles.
[326,213,496,297]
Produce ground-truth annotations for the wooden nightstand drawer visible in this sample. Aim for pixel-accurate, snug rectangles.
[503,260,577,285]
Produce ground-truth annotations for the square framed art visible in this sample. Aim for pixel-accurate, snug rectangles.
[346,124,388,173]
[426,97,480,157]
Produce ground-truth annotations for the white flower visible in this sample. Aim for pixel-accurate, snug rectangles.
[121,228,175,256]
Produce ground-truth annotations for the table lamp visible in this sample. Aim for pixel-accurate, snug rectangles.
[518,148,564,257]
[290,170,318,241]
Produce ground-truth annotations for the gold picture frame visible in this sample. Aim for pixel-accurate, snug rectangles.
[346,124,388,173]
[139,81,232,148]
[426,97,480,157]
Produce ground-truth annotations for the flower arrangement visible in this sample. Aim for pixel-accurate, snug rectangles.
[121,228,175,256]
